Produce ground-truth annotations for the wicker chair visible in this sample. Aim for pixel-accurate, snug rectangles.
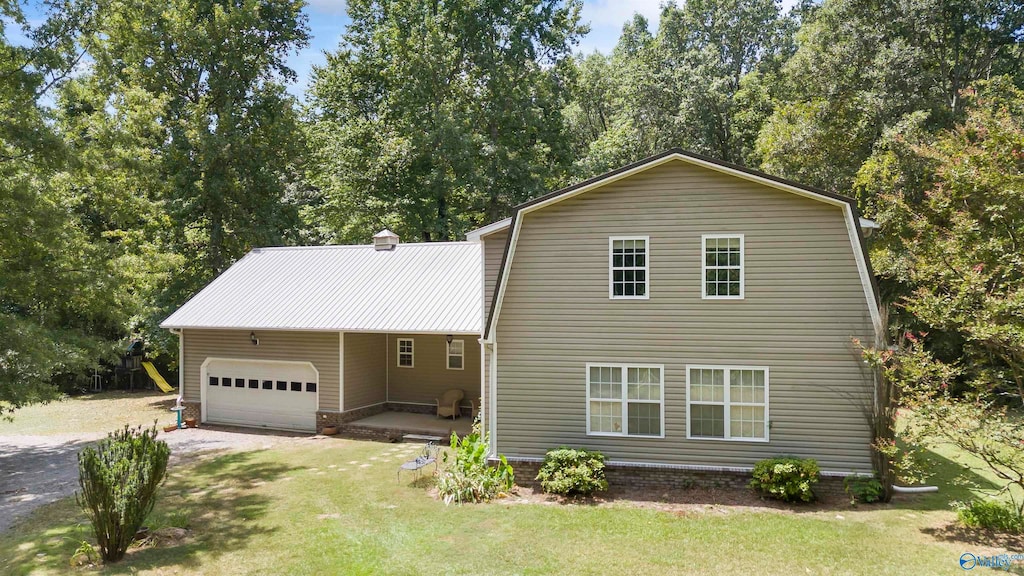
[436,389,464,420]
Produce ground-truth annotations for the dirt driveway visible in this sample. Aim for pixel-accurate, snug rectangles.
[0,426,303,532]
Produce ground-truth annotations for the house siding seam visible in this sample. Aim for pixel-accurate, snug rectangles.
[493,161,876,473]
[181,329,340,412]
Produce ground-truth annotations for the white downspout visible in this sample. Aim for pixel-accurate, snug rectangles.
[170,328,184,406]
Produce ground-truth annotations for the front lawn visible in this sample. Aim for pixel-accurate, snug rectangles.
[0,391,176,436]
[2,435,1022,575]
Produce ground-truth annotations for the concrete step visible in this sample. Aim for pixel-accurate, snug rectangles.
[402,433,444,443]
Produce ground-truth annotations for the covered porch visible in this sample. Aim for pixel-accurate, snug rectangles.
[321,331,482,440]
[341,410,474,442]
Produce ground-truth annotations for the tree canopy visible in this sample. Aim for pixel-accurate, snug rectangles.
[1,0,1023,453]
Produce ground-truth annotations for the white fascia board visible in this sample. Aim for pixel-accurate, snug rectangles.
[466,217,512,242]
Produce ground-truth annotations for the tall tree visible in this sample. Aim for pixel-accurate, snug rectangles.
[756,0,1024,195]
[567,0,797,176]
[0,0,132,414]
[307,0,587,242]
[85,0,311,314]
[870,78,1024,403]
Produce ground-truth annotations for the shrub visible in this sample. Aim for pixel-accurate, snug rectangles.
[955,499,1024,534]
[536,447,608,496]
[437,423,514,505]
[749,456,820,503]
[76,425,170,562]
[844,475,885,504]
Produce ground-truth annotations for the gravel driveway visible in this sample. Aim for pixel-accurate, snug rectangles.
[0,426,304,533]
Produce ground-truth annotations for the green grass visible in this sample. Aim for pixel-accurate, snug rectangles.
[2,396,1023,575]
[2,439,1022,576]
[0,391,177,436]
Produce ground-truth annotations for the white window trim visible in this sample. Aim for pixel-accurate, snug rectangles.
[608,235,651,300]
[446,339,464,371]
[585,362,665,438]
[397,338,414,368]
[701,234,745,300]
[686,364,769,442]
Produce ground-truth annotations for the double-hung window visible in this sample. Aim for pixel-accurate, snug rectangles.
[687,365,768,441]
[397,338,414,368]
[447,339,464,370]
[587,364,664,437]
[702,234,743,299]
[609,236,649,299]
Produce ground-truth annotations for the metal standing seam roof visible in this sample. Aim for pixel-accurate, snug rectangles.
[160,242,482,334]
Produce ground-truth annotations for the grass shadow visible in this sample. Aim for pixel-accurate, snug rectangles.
[896,446,1005,512]
[0,449,299,575]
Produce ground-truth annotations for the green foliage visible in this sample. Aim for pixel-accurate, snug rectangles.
[0,1,133,414]
[749,457,820,503]
[81,0,312,347]
[76,425,171,562]
[535,447,608,496]
[955,499,1024,534]
[437,423,514,505]
[306,0,587,242]
[757,0,1024,194]
[566,0,798,175]
[69,539,99,567]
[843,475,884,504]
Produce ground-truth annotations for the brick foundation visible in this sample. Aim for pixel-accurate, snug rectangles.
[315,403,387,433]
[504,459,847,500]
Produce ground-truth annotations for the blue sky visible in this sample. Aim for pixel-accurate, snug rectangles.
[8,0,799,101]
[291,0,800,100]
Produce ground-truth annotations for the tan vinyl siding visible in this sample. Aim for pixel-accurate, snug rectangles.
[387,333,480,408]
[182,329,340,410]
[343,332,387,410]
[482,229,509,315]
[494,160,876,473]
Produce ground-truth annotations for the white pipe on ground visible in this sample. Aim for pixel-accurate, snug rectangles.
[892,485,939,494]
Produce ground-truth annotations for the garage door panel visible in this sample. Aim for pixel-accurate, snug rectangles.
[203,359,317,432]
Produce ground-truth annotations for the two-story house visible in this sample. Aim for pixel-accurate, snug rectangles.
[162,149,881,486]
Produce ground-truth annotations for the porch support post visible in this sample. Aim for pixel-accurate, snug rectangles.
[339,331,345,412]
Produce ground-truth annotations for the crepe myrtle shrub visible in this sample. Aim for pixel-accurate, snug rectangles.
[536,447,609,496]
[749,456,820,503]
[437,422,514,505]
[76,424,170,562]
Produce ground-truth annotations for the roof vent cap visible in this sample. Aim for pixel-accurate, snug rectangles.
[373,229,399,251]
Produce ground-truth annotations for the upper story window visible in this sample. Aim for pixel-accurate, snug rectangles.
[397,338,414,368]
[609,236,649,299]
[447,339,464,370]
[702,234,744,299]
[587,363,664,437]
[686,365,768,442]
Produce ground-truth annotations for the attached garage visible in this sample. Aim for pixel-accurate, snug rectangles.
[202,358,319,432]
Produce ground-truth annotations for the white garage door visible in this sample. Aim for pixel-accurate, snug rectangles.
[203,359,318,432]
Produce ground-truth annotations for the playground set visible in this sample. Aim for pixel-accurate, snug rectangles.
[91,339,189,430]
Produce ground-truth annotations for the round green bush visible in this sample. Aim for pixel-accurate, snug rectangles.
[749,456,820,503]
[536,447,608,496]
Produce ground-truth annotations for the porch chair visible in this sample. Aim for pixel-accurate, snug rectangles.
[436,389,465,420]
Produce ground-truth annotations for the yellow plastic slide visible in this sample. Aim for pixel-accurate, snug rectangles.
[142,361,175,393]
